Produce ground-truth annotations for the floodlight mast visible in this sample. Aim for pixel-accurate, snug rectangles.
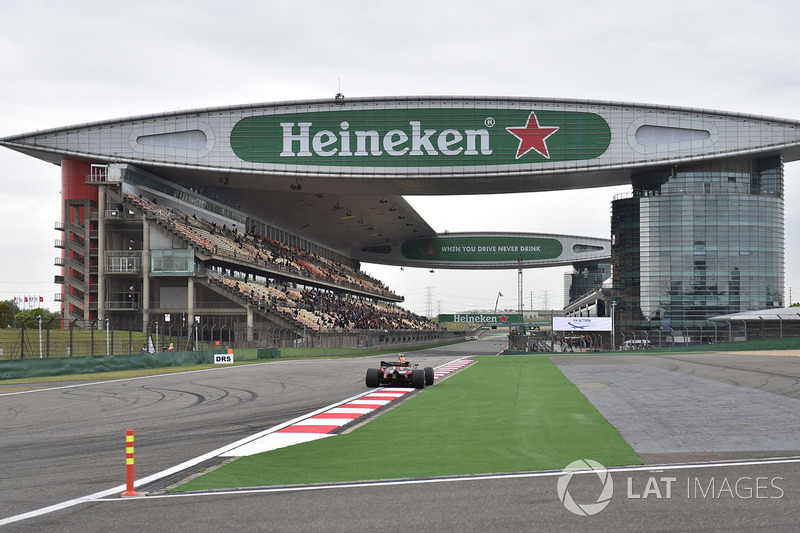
[494,291,503,314]
[517,255,523,330]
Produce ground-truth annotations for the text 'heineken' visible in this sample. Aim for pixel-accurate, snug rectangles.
[279,121,493,158]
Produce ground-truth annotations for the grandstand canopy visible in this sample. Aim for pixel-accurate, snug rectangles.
[710,307,800,323]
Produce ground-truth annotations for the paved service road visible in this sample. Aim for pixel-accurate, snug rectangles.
[554,352,800,463]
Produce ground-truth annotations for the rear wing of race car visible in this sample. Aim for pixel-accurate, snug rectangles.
[380,361,411,367]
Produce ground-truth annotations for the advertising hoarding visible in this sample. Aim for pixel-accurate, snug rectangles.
[438,313,521,324]
[552,317,612,331]
[231,109,611,167]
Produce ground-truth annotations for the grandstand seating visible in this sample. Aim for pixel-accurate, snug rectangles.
[208,271,433,332]
[124,192,397,298]
[123,192,434,332]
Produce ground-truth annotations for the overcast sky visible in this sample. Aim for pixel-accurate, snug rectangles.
[2,0,800,316]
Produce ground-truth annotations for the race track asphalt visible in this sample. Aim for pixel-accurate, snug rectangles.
[0,339,503,529]
[2,338,800,531]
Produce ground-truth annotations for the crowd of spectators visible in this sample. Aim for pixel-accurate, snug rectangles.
[298,287,434,330]
[123,192,433,332]
[211,273,434,332]
[124,192,397,299]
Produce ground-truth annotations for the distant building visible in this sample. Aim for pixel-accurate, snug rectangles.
[612,159,784,332]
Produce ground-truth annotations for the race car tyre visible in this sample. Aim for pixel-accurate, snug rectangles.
[365,368,381,387]
[424,366,434,386]
[411,369,426,389]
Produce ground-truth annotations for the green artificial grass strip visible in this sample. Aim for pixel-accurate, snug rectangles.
[175,356,640,491]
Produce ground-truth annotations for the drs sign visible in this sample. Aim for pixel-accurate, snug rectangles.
[214,353,234,365]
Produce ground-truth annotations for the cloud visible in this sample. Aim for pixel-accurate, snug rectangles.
[3,0,800,314]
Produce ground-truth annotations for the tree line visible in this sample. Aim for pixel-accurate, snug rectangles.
[0,301,62,329]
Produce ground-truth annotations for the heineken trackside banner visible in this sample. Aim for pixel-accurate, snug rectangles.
[402,236,562,262]
[439,314,521,324]
[230,109,610,167]
[552,317,612,332]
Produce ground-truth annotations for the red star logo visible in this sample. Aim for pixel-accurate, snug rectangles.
[500,314,508,322]
[506,112,560,159]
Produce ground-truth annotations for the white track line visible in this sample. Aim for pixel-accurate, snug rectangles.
[99,456,800,501]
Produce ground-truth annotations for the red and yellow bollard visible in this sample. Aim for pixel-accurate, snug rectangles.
[121,429,139,497]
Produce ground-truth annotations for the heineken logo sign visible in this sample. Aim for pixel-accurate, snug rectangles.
[231,108,610,167]
[439,314,521,323]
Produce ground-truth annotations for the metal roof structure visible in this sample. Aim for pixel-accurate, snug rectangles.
[4,96,799,268]
[710,307,800,322]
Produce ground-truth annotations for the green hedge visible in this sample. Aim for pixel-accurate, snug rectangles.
[0,350,226,380]
[257,348,281,359]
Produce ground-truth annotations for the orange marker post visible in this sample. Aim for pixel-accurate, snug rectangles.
[121,429,139,496]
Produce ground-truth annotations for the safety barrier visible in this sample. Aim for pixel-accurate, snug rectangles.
[0,350,221,380]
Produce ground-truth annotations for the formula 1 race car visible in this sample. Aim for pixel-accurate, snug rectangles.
[365,356,435,389]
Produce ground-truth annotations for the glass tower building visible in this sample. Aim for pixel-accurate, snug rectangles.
[611,156,784,335]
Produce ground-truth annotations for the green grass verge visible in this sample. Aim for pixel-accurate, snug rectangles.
[174,355,641,491]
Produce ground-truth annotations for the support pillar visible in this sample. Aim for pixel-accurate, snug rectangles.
[142,218,151,331]
[187,276,195,336]
[97,185,106,323]
[247,305,254,343]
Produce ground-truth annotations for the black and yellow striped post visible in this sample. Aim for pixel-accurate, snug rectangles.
[121,429,139,496]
